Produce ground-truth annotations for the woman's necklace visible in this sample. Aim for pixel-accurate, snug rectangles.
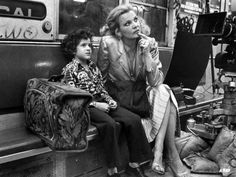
[123,39,137,80]
[127,48,136,78]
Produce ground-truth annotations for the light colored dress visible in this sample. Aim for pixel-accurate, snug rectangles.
[97,35,180,143]
[143,84,179,142]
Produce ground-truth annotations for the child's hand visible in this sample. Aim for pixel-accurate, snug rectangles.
[108,100,117,110]
[95,102,110,113]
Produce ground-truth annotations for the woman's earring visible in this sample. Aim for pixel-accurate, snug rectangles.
[115,29,122,40]
[117,33,122,40]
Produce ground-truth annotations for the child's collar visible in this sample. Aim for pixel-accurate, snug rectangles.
[72,58,94,67]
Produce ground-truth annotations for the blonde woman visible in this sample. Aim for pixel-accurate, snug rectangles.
[97,4,190,177]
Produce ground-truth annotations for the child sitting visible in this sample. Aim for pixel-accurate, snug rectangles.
[61,29,152,177]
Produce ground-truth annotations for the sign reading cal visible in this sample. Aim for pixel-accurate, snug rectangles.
[0,0,46,20]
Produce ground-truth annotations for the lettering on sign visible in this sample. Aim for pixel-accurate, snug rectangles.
[0,0,46,20]
[0,22,38,39]
[0,6,32,17]
[181,2,202,14]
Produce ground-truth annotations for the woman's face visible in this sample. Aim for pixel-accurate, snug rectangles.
[117,10,140,39]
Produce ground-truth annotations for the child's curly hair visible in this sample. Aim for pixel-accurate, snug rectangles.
[61,28,93,60]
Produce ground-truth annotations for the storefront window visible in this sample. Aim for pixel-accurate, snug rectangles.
[143,0,167,7]
[209,0,221,12]
[59,0,119,36]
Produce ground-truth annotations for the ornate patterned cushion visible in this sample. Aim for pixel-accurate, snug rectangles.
[24,78,92,152]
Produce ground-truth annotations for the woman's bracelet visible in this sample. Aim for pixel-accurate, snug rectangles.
[146,66,153,73]
[90,101,96,107]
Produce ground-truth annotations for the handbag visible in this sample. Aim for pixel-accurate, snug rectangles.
[105,80,150,118]
[24,78,92,152]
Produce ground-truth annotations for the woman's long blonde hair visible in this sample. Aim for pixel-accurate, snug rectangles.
[100,4,150,37]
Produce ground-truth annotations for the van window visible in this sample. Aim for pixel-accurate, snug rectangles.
[130,0,168,46]
[59,0,119,36]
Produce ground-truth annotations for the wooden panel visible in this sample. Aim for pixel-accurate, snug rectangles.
[0,127,44,156]
[0,43,67,110]
[0,113,25,131]
[65,141,107,177]
[0,152,53,177]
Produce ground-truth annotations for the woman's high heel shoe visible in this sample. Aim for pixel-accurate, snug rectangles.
[152,162,165,175]
[152,152,165,175]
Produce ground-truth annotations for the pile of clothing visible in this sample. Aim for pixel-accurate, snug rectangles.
[175,127,236,177]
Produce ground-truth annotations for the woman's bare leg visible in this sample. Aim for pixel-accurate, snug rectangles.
[152,100,171,173]
[164,102,189,176]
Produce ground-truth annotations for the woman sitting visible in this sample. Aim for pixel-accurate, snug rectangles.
[97,4,190,177]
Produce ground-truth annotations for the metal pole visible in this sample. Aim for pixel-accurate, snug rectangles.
[206,0,216,94]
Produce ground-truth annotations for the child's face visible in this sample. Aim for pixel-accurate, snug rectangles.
[75,38,92,61]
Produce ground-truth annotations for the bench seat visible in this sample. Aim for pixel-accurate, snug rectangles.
[0,120,99,164]
[0,127,45,157]
[0,93,223,164]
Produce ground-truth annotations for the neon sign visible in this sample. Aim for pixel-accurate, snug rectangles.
[181,0,203,15]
